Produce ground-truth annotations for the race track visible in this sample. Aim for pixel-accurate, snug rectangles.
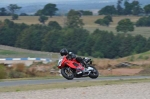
[0,76,150,87]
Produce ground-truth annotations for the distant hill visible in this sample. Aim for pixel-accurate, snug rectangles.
[1,0,150,15]
[0,1,117,15]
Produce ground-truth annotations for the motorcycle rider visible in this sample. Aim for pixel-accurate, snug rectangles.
[60,48,86,74]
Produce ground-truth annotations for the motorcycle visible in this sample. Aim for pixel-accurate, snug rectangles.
[57,53,99,80]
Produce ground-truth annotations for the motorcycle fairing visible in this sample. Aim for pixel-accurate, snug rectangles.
[65,61,78,69]
[58,56,84,70]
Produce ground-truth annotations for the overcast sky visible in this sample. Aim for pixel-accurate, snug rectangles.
[1,0,83,3]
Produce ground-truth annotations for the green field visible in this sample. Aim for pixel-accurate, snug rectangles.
[0,45,59,59]
[0,15,150,37]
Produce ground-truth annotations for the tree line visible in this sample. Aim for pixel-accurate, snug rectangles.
[99,0,150,16]
[1,0,150,18]
[0,18,150,58]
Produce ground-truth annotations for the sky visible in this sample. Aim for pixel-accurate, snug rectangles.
[1,0,82,3]
[1,0,116,4]
[1,0,149,4]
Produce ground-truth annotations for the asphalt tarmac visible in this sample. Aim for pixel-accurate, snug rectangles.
[0,76,150,87]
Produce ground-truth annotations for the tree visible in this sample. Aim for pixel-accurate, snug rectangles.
[104,15,113,22]
[16,25,46,50]
[132,35,147,53]
[95,19,105,25]
[132,5,143,15]
[144,4,150,15]
[132,1,143,15]
[34,9,43,16]
[60,28,89,54]
[95,19,110,27]
[79,10,93,15]
[136,16,150,27]
[38,15,48,24]
[42,30,63,52]
[48,21,62,29]
[83,36,94,56]
[95,15,112,27]
[0,19,26,46]
[124,1,133,15]
[116,18,134,33]
[0,7,7,16]
[118,34,134,57]
[124,0,142,15]
[7,4,21,20]
[12,14,18,20]
[98,5,117,15]
[116,0,124,15]
[66,9,84,28]
[42,3,58,17]
[7,4,21,15]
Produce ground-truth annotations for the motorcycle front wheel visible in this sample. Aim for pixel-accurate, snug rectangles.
[89,66,99,79]
[61,67,74,80]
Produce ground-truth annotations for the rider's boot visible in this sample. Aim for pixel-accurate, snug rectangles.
[87,67,94,71]
[76,68,83,74]
[83,67,94,73]
[77,71,82,74]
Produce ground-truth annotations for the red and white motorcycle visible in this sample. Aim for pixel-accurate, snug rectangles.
[57,53,99,80]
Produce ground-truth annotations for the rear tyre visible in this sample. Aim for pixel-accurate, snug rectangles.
[61,67,74,80]
[89,66,99,79]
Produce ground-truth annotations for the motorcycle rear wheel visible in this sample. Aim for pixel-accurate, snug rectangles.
[89,66,99,79]
[61,67,74,80]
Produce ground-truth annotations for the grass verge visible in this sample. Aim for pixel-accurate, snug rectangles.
[0,78,150,92]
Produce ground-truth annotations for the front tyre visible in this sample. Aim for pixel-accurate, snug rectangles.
[89,66,99,79]
[61,67,74,80]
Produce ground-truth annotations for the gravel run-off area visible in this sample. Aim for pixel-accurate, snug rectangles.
[0,83,150,99]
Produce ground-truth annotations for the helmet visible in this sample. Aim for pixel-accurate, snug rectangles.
[60,48,68,56]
